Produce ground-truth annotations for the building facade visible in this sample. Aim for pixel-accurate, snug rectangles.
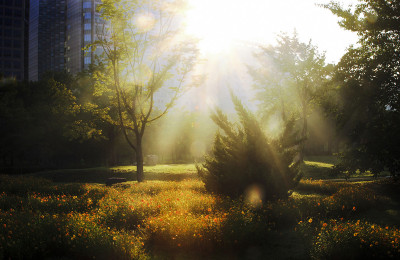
[66,0,104,75]
[29,0,104,81]
[29,0,67,81]
[0,0,30,81]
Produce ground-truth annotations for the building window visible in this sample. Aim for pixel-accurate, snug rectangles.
[83,2,92,9]
[4,39,12,48]
[4,60,11,68]
[5,8,12,17]
[14,9,22,17]
[13,61,20,69]
[84,34,91,42]
[4,50,11,57]
[4,29,12,37]
[84,23,91,30]
[13,19,21,27]
[84,56,91,65]
[5,18,12,26]
[13,40,21,48]
[13,50,21,58]
[13,30,21,38]
[84,12,91,19]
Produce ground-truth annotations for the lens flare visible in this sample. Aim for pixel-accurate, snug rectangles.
[135,12,155,33]
[244,185,264,208]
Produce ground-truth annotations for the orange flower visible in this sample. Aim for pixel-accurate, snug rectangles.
[308,218,313,223]
[352,206,356,211]
[322,223,327,228]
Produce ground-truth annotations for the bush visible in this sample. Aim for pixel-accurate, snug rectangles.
[310,220,400,259]
[197,93,302,199]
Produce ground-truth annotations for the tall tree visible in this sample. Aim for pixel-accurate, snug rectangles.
[323,0,400,176]
[249,33,329,161]
[93,0,197,181]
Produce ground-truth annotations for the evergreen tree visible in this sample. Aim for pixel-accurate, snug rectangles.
[197,92,302,200]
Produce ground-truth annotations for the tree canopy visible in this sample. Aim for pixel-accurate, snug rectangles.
[323,0,400,176]
[249,33,329,160]
[92,0,197,181]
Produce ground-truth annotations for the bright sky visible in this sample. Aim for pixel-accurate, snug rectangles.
[179,0,360,111]
[184,0,359,63]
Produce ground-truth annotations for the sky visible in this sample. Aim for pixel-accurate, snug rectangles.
[177,0,361,112]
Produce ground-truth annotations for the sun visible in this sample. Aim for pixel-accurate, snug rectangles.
[184,0,268,55]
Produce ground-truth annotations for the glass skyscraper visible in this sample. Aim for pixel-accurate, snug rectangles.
[29,0,104,81]
[29,0,66,81]
[66,0,104,75]
[0,0,30,81]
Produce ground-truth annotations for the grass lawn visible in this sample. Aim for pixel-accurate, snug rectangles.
[1,161,399,259]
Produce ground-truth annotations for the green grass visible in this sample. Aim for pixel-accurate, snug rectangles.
[29,164,197,183]
[1,162,400,259]
[304,155,339,165]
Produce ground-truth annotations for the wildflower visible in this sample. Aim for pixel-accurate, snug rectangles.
[308,218,313,223]
[354,233,358,237]
[352,206,356,211]
[322,223,327,228]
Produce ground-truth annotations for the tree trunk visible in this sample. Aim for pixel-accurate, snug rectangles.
[136,137,144,182]
[107,127,117,166]
[299,101,308,162]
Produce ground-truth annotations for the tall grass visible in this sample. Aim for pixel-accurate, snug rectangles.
[0,163,399,259]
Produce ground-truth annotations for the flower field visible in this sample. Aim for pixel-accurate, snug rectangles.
[0,164,399,259]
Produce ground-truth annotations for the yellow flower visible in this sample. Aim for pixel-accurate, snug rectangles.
[308,218,313,223]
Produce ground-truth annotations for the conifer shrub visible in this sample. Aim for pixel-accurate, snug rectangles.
[197,93,302,200]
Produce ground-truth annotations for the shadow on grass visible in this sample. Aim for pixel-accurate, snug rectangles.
[28,167,136,184]
[28,166,198,184]
[145,172,197,182]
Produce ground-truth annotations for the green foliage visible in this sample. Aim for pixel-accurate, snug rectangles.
[0,176,146,259]
[323,0,400,176]
[197,93,302,199]
[0,71,118,170]
[309,220,400,259]
[249,32,330,160]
